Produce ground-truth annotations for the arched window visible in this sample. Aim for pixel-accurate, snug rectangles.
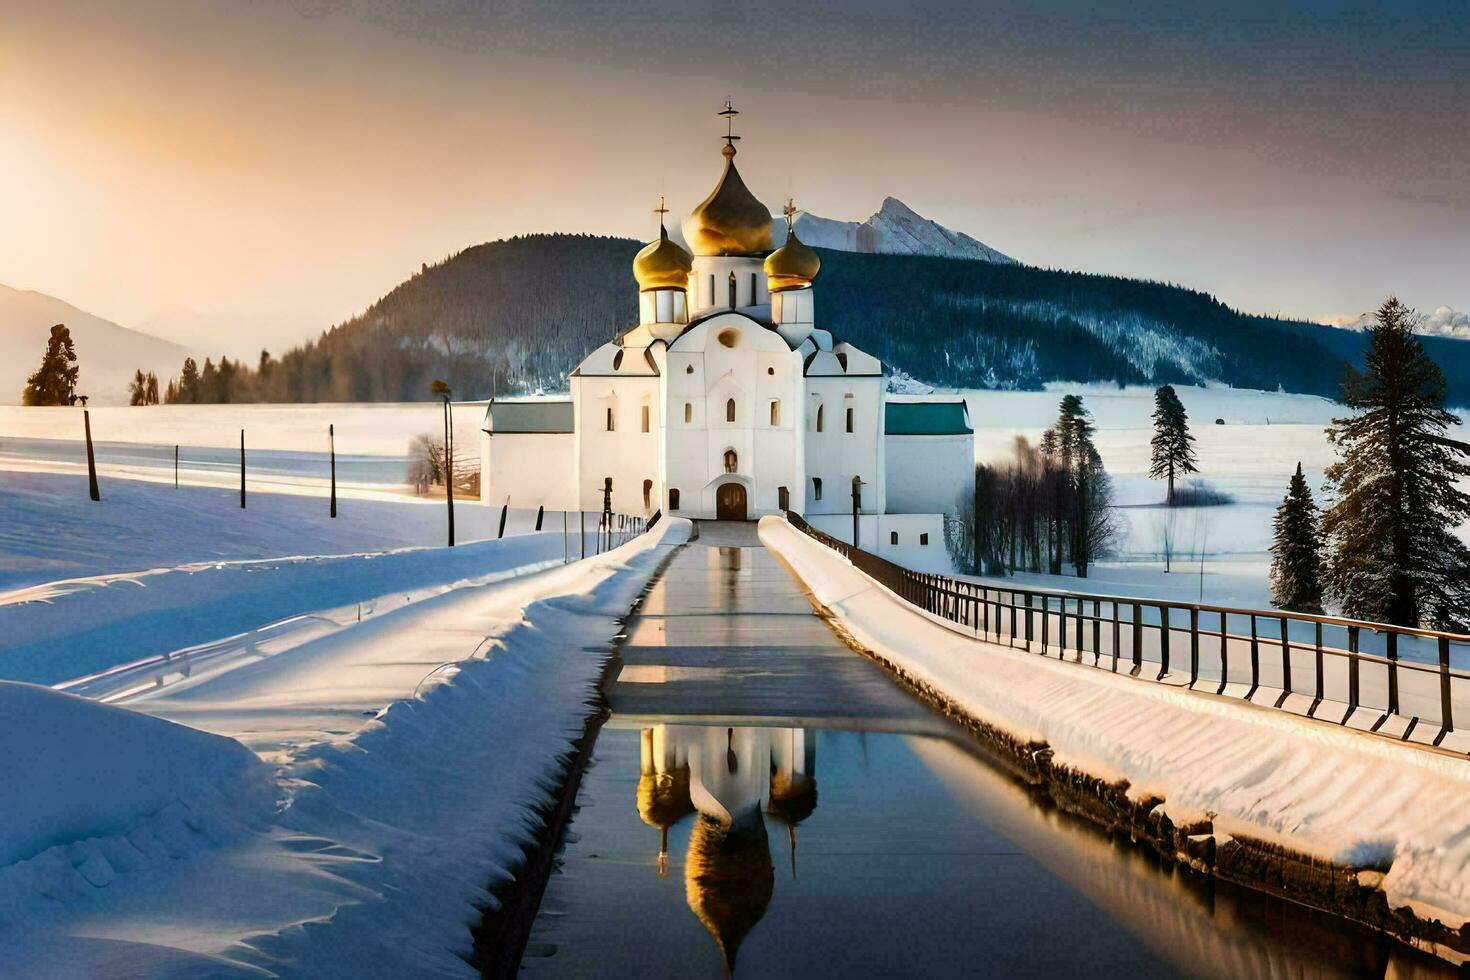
[749,272,758,304]
[846,406,855,433]
[669,488,681,511]
[642,479,653,510]
[724,450,737,473]
[816,405,824,432]
[812,477,823,501]
[686,364,694,374]
[605,406,615,431]
[769,400,780,426]
[919,532,930,546]
[725,398,736,423]
[641,404,650,433]
[778,486,789,510]
[684,402,693,423]
[890,530,899,546]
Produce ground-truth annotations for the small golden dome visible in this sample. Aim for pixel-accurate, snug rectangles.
[682,144,773,257]
[764,225,820,293]
[633,223,693,292]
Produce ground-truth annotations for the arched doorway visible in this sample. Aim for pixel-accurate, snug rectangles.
[715,482,747,521]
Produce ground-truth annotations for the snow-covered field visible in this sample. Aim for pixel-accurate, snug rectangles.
[956,383,1470,611]
[762,516,1470,939]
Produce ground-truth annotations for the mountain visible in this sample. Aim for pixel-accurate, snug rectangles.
[782,197,1015,264]
[207,233,1470,407]
[0,285,188,405]
[1337,305,1470,341]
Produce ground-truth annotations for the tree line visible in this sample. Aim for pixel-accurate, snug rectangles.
[952,394,1119,578]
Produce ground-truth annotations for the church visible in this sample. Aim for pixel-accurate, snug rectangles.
[480,105,973,567]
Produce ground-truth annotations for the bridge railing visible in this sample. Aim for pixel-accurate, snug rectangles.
[783,511,1470,754]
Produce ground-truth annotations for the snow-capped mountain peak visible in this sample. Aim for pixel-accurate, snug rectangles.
[777,197,1015,264]
[1337,305,1470,340]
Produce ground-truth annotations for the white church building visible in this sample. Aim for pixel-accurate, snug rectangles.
[481,107,972,568]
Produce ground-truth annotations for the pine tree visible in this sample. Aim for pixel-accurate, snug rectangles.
[146,372,160,405]
[21,324,80,406]
[1149,384,1198,505]
[175,357,200,403]
[1269,462,1324,613]
[129,368,148,406]
[1322,297,1470,629]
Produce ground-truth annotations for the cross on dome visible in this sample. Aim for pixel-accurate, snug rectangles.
[719,99,740,148]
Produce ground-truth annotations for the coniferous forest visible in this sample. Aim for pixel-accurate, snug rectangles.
[161,233,1470,404]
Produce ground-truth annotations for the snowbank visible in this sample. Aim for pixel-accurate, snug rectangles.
[759,516,1470,934]
[0,684,274,870]
[0,518,690,975]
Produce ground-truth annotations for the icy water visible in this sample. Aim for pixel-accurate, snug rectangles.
[519,523,1450,978]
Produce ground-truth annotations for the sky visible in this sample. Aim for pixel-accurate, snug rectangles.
[2,0,1467,355]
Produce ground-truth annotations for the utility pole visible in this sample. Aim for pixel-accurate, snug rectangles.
[431,380,454,546]
[80,396,99,501]
[329,424,337,518]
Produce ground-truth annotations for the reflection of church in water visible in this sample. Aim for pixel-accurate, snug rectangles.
[637,724,818,974]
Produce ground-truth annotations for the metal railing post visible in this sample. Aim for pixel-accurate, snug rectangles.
[1248,615,1260,698]
[1131,603,1143,676]
[1386,632,1400,716]
[1158,605,1170,679]
[1347,625,1360,717]
[1189,607,1199,687]
[1436,636,1454,745]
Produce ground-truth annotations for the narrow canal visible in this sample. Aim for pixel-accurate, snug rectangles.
[518,523,1449,978]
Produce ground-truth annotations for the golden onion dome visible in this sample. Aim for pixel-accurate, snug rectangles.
[764,226,820,292]
[681,144,773,257]
[633,223,693,292]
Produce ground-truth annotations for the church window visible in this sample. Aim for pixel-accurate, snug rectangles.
[920,533,930,546]
[643,479,653,510]
[750,272,757,303]
[769,401,780,426]
[778,486,789,510]
[816,405,824,432]
[725,398,736,423]
[612,350,624,370]
[717,328,739,348]
[669,488,680,511]
[846,407,855,433]
[709,275,715,304]
[812,477,823,501]
[728,271,737,309]
[605,407,615,431]
[890,531,899,546]
[836,352,849,371]
[686,364,694,374]
[684,402,693,423]
[767,366,774,375]
[641,404,650,433]
[724,450,737,473]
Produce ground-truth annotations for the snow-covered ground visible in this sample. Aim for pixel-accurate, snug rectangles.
[0,401,491,494]
[0,518,690,975]
[761,516,1470,940]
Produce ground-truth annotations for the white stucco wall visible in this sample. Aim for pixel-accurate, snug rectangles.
[884,433,974,516]
[662,313,802,520]
[481,430,576,510]
[572,374,662,515]
[802,376,885,516]
[806,512,949,572]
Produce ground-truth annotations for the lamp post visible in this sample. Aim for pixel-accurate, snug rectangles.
[431,379,454,547]
[850,475,864,549]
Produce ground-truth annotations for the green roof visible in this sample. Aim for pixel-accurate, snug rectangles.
[486,400,574,434]
[885,400,972,435]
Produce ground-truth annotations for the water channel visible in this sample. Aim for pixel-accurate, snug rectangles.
[518,523,1452,978]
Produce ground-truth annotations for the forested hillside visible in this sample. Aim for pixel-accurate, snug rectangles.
[199,233,1470,404]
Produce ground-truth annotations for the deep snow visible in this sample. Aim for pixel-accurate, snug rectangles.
[0,518,690,975]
